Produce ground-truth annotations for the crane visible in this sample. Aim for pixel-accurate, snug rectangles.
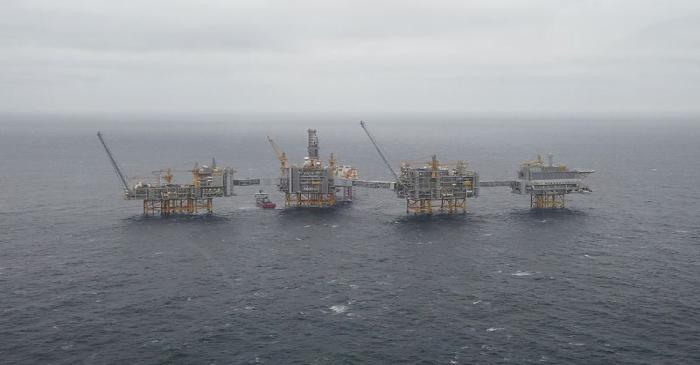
[266,136,287,177]
[328,152,336,176]
[97,131,130,192]
[359,121,401,183]
[151,169,174,185]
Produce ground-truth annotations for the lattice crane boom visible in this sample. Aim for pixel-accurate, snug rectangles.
[97,131,130,192]
[359,121,401,183]
[266,136,288,176]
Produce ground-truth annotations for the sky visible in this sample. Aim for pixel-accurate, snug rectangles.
[1,0,699,115]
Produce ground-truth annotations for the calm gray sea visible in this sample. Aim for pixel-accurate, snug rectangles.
[1,114,699,364]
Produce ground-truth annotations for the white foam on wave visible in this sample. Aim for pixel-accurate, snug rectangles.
[512,271,534,277]
[330,304,348,314]
[486,327,504,332]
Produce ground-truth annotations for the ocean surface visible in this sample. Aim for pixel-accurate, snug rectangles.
[1,114,699,364]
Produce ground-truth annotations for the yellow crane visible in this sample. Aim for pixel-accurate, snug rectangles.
[267,136,287,177]
[152,167,199,185]
[430,154,439,179]
[151,168,174,184]
[328,152,336,176]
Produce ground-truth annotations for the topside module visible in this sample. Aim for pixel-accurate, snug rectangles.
[97,132,235,216]
[267,129,358,208]
[359,121,478,214]
[510,153,594,208]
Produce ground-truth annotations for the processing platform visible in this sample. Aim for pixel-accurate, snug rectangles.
[97,132,235,216]
[359,121,478,214]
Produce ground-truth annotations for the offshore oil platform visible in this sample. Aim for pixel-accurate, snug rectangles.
[510,153,594,208]
[357,121,594,214]
[359,121,479,214]
[267,129,358,208]
[99,122,594,216]
[97,132,235,216]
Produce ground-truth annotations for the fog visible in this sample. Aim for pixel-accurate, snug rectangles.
[2,0,699,115]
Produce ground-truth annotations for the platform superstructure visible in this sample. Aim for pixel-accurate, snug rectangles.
[98,132,234,216]
[510,154,594,208]
[359,121,478,214]
[268,129,358,208]
[395,156,479,214]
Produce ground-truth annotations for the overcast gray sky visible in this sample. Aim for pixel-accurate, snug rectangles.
[1,0,699,115]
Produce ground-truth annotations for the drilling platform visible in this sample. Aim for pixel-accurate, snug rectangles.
[510,153,594,208]
[267,129,358,208]
[97,132,235,216]
[359,121,479,214]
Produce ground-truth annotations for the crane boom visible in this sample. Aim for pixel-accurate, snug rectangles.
[267,135,288,176]
[359,121,400,183]
[267,136,283,159]
[97,131,130,192]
